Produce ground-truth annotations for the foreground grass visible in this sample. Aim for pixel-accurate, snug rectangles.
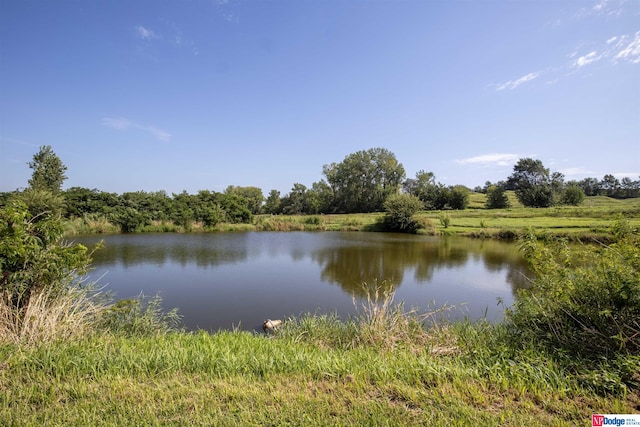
[1,320,638,426]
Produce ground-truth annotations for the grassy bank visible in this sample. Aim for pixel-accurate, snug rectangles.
[1,318,638,425]
[63,195,640,241]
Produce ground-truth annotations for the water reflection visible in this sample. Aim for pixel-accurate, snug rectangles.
[74,232,531,330]
[312,234,530,297]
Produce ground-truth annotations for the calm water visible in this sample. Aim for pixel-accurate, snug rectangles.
[74,232,531,331]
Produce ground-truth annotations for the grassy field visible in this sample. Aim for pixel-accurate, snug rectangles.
[246,195,640,241]
[1,317,638,426]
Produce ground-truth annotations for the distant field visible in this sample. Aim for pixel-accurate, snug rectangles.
[247,194,640,241]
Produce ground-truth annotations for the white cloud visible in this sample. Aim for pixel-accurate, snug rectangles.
[560,167,593,176]
[456,153,520,167]
[136,25,158,40]
[496,72,540,91]
[102,117,172,142]
[606,36,618,45]
[582,0,624,17]
[615,31,640,64]
[574,51,602,68]
[592,0,608,12]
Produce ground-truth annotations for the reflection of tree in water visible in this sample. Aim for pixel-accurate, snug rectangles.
[478,240,533,295]
[312,245,405,297]
[86,235,249,269]
[312,236,532,298]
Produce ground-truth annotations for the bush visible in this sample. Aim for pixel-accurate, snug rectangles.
[381,193,423,233]
[561,185,585,206]
[110,206,150,233]
[485,185,510,209]
[0,200,90,307]
[506,222,640,358]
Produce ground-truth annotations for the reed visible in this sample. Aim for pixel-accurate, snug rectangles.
[0,283,107,346]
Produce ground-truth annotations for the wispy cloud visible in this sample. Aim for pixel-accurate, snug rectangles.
[135,25,159,40]
[560,167,593,176]
[456,153,520,167]
[573,51,602,68]
[134,22,199,56]
[577,0,625,18]
[615,31,640,64]
[102,117,172,142]
[495,72,540,91]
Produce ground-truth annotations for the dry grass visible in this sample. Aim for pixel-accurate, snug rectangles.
[0,284,107,346]
[352,282,457,354]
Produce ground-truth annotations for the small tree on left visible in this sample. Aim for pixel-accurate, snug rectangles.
[28,145,68,193]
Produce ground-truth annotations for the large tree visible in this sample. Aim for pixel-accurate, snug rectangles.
[507,158,555,208]
[28,145,68,193]
[323,148,405,213]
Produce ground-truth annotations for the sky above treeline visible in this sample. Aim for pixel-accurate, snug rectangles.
[1,0,639,195]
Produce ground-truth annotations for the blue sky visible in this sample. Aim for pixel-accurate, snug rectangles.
[1,0,639,196]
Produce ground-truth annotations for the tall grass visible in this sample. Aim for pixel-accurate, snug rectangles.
[0,283,107,346]
[278,282,457,355]
[0,284,180,346]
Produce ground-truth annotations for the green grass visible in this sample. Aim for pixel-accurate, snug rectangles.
[1,321,637,426]
[418,194,640,241]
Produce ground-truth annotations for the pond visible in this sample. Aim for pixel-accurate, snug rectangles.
[74,232,531,332]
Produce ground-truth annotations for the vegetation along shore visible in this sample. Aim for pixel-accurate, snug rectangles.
[1,146,638,425]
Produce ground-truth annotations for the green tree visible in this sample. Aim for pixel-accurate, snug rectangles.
[560,185,585,206]
[448,186,469,210]
[382,193,423,233]
[15,188,66,220]
[264,190,282,214]
[324,148,406,213]
[170,191,195,229]
[281,183,309,215]
[507,158,555,208]
[620,177,640,199]
[110,206,149,233]
[600,174,621,198]
[485,185,510,209]
[577,177,601,196]
[403,170,436,208]
[28,145,68,193]
[225,186,264,214]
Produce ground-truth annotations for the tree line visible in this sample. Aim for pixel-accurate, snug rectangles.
[2,146,639,232]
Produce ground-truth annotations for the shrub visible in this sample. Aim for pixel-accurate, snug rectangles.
[485,185,510,209]
[439,213,451,228]
[448,186,469,210]
[381,193,423,233]
[561,185,585,206]
[506,222,640,358]
[110,206,150,233]
[0,200,90,308]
